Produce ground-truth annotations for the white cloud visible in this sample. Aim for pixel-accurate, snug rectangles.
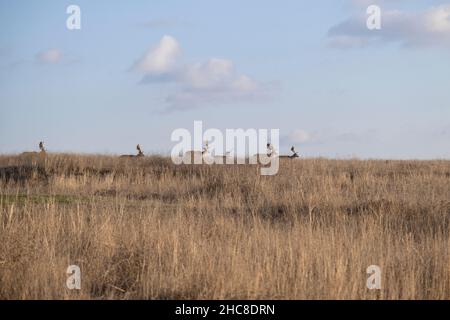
[133,36,270,111]
[35,49,63,64]
[180,58,259,93]
[182,58,234,89]
[328,5,450,48]
[424,5,450,33]
[132,35,180,74]
[166,58,267,111]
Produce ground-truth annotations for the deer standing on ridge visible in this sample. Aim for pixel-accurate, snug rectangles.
[183,141,209,164]
[21,141,46,157]
[279,146,300,159]
[120,144,144,158]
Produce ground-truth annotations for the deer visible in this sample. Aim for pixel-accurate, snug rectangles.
[252,143,277,164]
[183,141,209,164]
[279,146,300,159]
[120,144,144,158]
[21,141,46,158]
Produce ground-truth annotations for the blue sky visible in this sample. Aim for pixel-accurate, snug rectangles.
[1,0,449,158]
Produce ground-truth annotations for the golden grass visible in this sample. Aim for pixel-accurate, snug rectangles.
[0,154,449,299]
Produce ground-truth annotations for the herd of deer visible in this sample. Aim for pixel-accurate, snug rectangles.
[184,142,300,162]
[20,142,301,161]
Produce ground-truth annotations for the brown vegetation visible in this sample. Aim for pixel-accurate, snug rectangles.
[0,154,449,299]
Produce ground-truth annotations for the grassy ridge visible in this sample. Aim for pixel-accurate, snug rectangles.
[0,154,449,299]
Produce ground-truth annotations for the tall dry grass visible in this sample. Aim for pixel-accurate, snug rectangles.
[0,154,449,299]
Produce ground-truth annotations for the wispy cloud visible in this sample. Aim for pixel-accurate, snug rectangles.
[328,4,450,48]
[132,35,272,112]
[137,18,191,29]
[35,48,63,64]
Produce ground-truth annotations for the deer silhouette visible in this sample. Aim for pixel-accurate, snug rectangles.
[183,141,210,164]
[120,144,144,158]
[279,146,300,159]
[21,141,46,157]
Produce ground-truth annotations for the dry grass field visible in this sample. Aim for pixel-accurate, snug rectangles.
[0,154,449,299]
